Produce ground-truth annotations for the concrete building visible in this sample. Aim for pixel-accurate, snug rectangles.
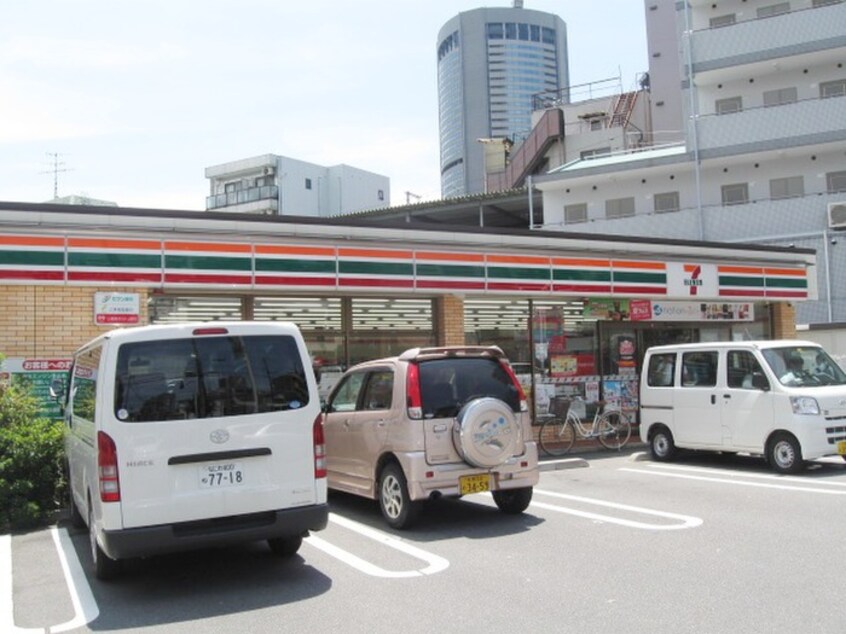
[492,0,846,327]
[205,154,390,218]
[437,1,568,198]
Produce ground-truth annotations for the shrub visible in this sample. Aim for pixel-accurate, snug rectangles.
[0,373,67,531]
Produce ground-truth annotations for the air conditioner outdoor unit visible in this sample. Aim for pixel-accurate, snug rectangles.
[263,166,275,176]
[828,202,846,230]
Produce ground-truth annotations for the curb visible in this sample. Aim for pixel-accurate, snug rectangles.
[539,457,589,472]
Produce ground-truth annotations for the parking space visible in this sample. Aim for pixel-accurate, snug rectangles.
[6,451,846,632]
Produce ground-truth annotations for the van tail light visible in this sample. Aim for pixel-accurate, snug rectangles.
[501,361,529,413]
[97,431,121,503]
[406,362,423,419]
[313,414,327,478]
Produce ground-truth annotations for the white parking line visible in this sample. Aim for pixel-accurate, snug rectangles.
[620,464,846,494]
[531,489,703,530]
[1,529,99,634]
[50,527,99,633]
[304,513,449,578]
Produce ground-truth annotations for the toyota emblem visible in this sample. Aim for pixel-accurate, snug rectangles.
[210,429,230,444]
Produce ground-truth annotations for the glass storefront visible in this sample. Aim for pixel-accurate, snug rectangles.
[150,293,772,424]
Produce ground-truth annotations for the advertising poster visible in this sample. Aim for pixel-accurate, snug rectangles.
[0,358,72,419]
[602,379,639,418]
[95,291,140,325]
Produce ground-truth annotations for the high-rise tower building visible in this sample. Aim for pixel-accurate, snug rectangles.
[437,2,568,198]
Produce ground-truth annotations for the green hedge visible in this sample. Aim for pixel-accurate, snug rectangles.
[0,380,67,531]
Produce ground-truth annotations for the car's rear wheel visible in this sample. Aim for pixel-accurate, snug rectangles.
[379,463,421,530]
[492,487,532,515]
[89,505,121,581]
[650,426,677,462]
[268,535,303,557]
[768,433,803,474]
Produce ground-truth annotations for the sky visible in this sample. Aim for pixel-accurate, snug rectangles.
[0,1,648,210]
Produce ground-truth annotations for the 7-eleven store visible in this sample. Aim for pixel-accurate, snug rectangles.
[0,202,815,422]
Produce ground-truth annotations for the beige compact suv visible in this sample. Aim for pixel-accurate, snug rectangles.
[322,346,539,528]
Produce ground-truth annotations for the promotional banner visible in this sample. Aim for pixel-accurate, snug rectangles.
[0,358,72,419]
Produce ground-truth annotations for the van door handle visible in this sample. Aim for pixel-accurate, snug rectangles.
[711,395,716,404]
[723,394,731,399]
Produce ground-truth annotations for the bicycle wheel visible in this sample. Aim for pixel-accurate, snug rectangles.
[538,417,576,456]
[597,410,632,450]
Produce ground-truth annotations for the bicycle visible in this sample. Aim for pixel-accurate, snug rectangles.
[537,397,632,456]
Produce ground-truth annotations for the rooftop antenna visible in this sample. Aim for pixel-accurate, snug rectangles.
[513,0,524,7]
[40,152,72,199]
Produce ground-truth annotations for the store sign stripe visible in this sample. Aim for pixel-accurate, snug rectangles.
[613,285,668,295]
[764,267,806,277]
[417,280,486,290]
[0,250,64,266]
[255,275,336,287]
[719,275,765,288]
[68,252,161,268]
[165,241,252,254]
[164,273,252,285]
[719,289,766,297]
[339,278,414,289]
[68,271,162,283]
[416,251,484,263]
[256,259,335,274]
[487,282,551,292]
[339,248,413,259]
[416,263,485,278]
[765,290,808,298]
[553,269,611,282]
[256,245,334,257]
[487,266,550,281]
[552,257,610,268]
[68,238,159,250]
[339,261,413,276]
[613,271,667,284]
[765,277,807,289]
[0,270,64,280]
[612,260,667,271]
[0,235,65,247]
[165,255,252,271]
[552,283,613,293]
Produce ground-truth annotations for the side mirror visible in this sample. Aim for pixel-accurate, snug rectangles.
[49,378,65,400]
[751,371,770,392]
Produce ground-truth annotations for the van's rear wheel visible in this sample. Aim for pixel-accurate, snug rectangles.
[650,427,677,462]
[89,507,121,580]
[379,463,421,530]
[268,535,303,557]
[768,433,803,474]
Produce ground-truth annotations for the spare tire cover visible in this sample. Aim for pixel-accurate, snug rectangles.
[453,397,520,468]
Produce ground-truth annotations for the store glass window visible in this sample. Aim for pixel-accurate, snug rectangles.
[348,297,434,365]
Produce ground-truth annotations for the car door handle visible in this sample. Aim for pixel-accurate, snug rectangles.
[711,394,716,404]
[376,420,386,427]
[723,394,731,399]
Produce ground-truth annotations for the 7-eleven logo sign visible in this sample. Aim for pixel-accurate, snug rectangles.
[684,264,703,295]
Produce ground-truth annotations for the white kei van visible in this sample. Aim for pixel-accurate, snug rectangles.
[62,322,328,579]
[639,340,846,474]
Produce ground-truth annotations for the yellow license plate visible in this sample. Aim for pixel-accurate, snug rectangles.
[838,440,846,456]
[459,474,490,495]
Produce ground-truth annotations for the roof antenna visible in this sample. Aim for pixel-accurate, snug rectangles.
[40,152,73,199]
[513,0,524,7]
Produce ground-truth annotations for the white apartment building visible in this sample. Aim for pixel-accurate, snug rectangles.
[527,0,846,325]
[205,154,390,218]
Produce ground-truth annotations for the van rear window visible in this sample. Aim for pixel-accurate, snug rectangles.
[114,335,308,422]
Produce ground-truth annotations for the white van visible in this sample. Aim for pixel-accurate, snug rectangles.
[62,322,328,579]
[639,340,846,474]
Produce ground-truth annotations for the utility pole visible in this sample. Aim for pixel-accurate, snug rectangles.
[405,191,422,204]
[40,153,72,199]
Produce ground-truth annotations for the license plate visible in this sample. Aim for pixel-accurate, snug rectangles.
[459,474,490,495]
[838,441,846,456]
[200,462,244,488]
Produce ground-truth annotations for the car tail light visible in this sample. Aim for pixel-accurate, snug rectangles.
[313,414,327,478]
[97,431,121,503]
[406,362,423,419]
[192,327,229,336]
[500,361,529,413]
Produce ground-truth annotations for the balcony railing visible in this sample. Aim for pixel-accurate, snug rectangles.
[695,94,846,153]
[206,185,278,211]
[689,3,846,74]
